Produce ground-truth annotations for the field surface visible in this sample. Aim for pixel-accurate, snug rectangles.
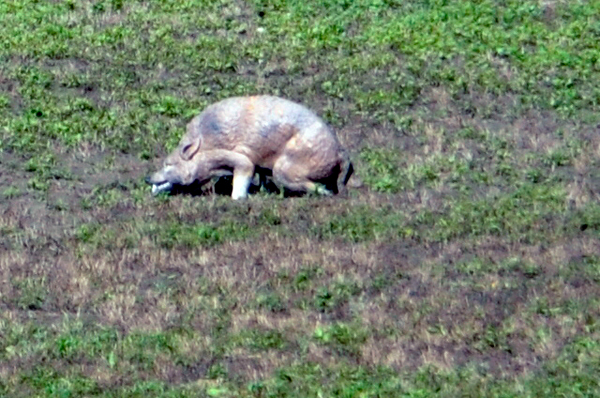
[2,0,600,396]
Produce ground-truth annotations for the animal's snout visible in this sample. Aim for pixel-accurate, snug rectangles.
[145,176,153,185]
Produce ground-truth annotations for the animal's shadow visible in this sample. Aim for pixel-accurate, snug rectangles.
[167,168,280,197]
[166,165,350,198]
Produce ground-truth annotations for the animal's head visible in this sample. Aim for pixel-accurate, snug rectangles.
[146,136,209,195]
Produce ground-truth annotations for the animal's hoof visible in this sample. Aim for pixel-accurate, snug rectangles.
[315,184,333,196]
[151,182,173,195]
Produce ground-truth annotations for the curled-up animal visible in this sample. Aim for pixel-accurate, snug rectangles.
[147,95,353,199]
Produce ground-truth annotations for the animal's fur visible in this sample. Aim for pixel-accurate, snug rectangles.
[147,95,353,199]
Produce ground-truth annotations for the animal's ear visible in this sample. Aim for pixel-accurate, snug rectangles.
[180,139,200,161]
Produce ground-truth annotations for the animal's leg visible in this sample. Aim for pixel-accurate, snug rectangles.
[232,172,253,200]
[222,151,255,200]
[273,156,332,196]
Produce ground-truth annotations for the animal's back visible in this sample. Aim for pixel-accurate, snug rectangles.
[194,96,341,166]
[199,96,330,136]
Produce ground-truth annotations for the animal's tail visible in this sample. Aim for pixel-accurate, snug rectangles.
[336,150,355,194]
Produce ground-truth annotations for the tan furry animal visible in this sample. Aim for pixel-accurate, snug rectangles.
[147,95,353,199]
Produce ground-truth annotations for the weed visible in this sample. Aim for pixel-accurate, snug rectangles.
[14,277,47,310]
[256,292,287,313]
[1,186,21,199]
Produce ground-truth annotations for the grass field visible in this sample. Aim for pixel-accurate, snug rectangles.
[1,0,600,396]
